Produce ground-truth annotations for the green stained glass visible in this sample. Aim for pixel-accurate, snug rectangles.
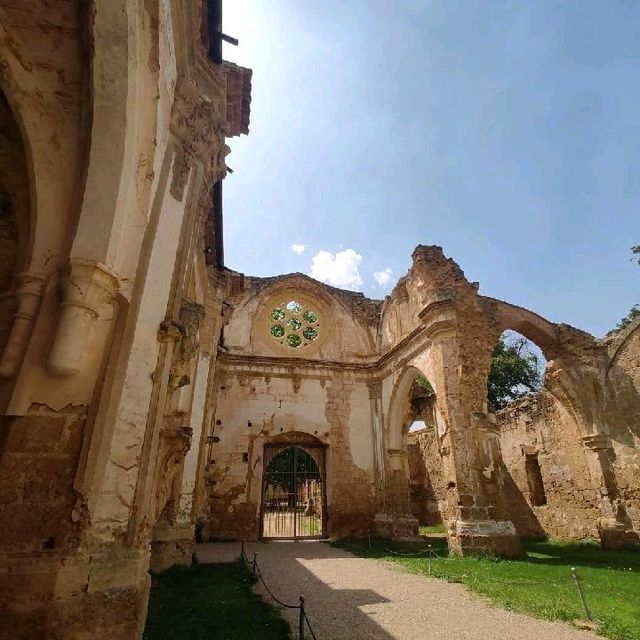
[286,300,301,314]
[303,327,318,341]
[271,308,285,321]
[287,318,302,331]
[287,334,302,348]
[270,324,285,338]
[303,310,318,323]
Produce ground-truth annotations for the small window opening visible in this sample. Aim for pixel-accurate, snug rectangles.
[525,454,547,506]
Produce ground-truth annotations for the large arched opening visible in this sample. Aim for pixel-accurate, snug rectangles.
[386,366,446,537]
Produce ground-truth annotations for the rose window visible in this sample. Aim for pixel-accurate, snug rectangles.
[269,299,320,349]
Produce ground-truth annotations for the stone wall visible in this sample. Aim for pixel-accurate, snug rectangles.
[497,394,601,539]
[407,427,446,525]
[203,371,376,539]
[605,322,640,530]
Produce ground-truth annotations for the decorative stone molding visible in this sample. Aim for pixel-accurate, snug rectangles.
[47,259,119,376]
[158,320,184,344]
[387,448,406,472]
[0,271,47,377]
[581,434,612,451]
[419,299,457,340]
[170,77,228,195]
[367,380,382,400]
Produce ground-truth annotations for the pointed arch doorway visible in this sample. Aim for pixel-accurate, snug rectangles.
[261,442,326,540]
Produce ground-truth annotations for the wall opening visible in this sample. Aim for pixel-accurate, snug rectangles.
[524,453,547,506]
[406,374,445,529]
[260,444,326,540]
[487,330,546,411]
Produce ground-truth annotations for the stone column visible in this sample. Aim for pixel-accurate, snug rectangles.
[47,259,119,376]
[0,271,47,377]
[448,411,522,557]
[581,434,638,549]
[367,379,386,511]
[420,301,522,557]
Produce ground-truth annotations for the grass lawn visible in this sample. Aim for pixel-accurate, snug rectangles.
[143,559,292,640]
[334,537,640,640]
[419,523,447,535]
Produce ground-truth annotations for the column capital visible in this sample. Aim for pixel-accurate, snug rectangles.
[47,259,119,376]
[58,259,119,317]
[581,433,611,451]
[367,379,382,400]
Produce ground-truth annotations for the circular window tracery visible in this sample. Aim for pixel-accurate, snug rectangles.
[268,298,320,349]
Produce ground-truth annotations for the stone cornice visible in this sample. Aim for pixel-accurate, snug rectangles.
[217,322,436,381]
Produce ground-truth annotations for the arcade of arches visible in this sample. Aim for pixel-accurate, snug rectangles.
[0,3,639,639]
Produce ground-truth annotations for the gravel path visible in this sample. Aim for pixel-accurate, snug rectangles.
[197,542,603,640]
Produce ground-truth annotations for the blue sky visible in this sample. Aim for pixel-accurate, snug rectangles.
[222,1,640,337]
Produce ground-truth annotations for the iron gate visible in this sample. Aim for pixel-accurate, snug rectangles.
[261,444,326,540]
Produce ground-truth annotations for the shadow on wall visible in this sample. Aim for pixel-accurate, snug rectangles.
[499,462,546,538]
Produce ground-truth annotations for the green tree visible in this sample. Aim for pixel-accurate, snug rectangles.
[487,336,542,410]
[608,245,640,336]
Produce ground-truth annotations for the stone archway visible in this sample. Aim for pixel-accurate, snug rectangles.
[377,365,443,538]
[260,437,326,540]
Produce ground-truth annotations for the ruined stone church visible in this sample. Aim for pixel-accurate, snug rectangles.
[0,2,638,638]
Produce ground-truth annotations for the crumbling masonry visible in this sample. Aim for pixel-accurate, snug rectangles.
[0,3,638,639]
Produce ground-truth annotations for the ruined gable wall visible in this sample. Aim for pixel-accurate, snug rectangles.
[223,274,380,362]
[497,393,601,538]
[202,276,379,539]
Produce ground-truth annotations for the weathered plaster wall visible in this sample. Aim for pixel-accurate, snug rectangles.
[223,274,380,362]
[0,2,252,638]
[203,369,376,540]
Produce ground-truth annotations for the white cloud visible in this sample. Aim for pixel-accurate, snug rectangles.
[373,267,393,286]
[290,243,306,255]
[309,249,363,288]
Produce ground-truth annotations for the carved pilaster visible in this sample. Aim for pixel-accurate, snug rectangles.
[47,259,119,376]
[0,271,47,377]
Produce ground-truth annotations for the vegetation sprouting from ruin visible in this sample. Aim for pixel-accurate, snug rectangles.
[608,245,639,336]
[487,334,542,410]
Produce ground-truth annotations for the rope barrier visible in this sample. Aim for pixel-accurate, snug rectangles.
[240,541,320,639]
[379,542,594,608]
[239,540,596,636]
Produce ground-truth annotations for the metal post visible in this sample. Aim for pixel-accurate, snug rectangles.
[241,540,245,560]
[571,567,591,620]
[299,596,305,640]
[368,529,371,551]
[428,544,432,575]
[252,552,257,578]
